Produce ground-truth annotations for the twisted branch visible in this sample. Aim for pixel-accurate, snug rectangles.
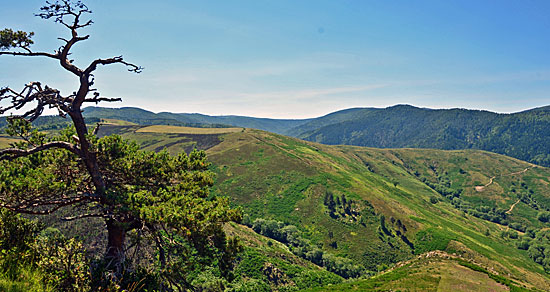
[1,195,88,215]
[0,141,80,160]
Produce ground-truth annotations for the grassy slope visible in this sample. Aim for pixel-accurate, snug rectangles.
[109,126,550,290]
[224,222,343,290]
[205,130,550,288]
[0,135,19,149]
[3,124,550,290]
[303,250,519,292]
[136,125,243,134]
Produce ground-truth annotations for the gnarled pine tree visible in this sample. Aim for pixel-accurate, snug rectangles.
[0,1,240,288]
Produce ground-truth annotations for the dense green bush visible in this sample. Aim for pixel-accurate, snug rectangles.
[0,209,42,278]
[293,270,342,290]
[0,210,86,291]
[537,211,550,223]
[250,218,365,278]
[526,229,550,273]
[33,229,90,292]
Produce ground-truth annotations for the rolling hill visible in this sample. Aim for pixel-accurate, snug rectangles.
[290,104,550,167]
[82,106,311,133]
[78,104,550,167]
[91,123,550,291]
[3,110,550,290]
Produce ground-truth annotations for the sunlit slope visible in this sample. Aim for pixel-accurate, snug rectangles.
[223,222,344,291]
[98,125,550,289]
[303,250,516,292]
[205,129,550,289]
[96,124,235,154]
[0,135,19,149]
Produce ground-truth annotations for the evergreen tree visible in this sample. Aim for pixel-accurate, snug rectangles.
[0,1,240,289]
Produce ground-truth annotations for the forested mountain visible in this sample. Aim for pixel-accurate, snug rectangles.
[292,105,550,166]
[81,104,550,167]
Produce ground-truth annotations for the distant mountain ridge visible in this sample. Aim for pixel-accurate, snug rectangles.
[80,104,550,166]
[82,106,312,133]
[292,104,550,166]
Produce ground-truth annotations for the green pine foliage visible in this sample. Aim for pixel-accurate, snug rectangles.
[0,121,242,290]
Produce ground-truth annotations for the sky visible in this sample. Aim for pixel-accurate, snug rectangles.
[1,0,550,119]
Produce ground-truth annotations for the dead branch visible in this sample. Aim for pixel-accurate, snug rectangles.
[1,195,88,215]
[84,95,122,104]
[0,141,80,160]
[61,212,106,221]
[85,56,143,75]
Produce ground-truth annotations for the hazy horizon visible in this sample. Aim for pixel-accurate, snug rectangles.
[80,103,548,120]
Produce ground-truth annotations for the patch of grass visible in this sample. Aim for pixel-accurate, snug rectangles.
[0,267,54,292]
[457,260,535,292]
[100,118,138,126]
[0,136,20,149]
[414,228,455,254]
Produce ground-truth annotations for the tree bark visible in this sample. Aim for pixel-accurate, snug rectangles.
[69,109,106,198]
[106,219,126,270]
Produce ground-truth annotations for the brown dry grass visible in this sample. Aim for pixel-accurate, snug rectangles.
[0,136,20,149]
[136,125,242,134]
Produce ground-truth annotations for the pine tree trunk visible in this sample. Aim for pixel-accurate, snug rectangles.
[106,219,126,273]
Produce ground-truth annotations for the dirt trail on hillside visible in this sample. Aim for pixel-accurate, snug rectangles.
[475,167,533,192]
[475,176,495,192]
[506,199,521,214]
[475,166,536,214]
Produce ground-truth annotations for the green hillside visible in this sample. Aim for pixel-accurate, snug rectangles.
[291,104,550,167]
[97,124,550,291]
[82,106,311,133]
[78,104,550,167]
[304,250,525,292]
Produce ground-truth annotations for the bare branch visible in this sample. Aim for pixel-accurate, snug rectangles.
[0,141,80,160]
[0,51,58,59]
[0,83,73,120]
[92,122,102,136]
[58,35,88,75]
[1,196,88,215]
[84,55,143,75]
[84,96,122,104]
[62,212,106,221]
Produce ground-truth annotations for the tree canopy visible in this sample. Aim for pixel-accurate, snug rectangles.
[0,1,240,290]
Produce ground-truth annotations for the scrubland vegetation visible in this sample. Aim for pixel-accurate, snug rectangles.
[2,1,550,291]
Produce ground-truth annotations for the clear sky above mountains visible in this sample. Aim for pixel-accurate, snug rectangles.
[2,0,550,118]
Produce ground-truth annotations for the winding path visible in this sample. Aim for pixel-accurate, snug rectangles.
[506,199,521,214]
[474,167,533,192]
[474,166,536,214]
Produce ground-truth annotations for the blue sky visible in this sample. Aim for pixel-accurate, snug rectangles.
[2,0,550,118]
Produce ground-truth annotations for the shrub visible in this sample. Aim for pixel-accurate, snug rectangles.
[516,239,531,250]
[537,211,550,223]
[32,230,90,292]
[0,209,42,278]
[509,222,526,233]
